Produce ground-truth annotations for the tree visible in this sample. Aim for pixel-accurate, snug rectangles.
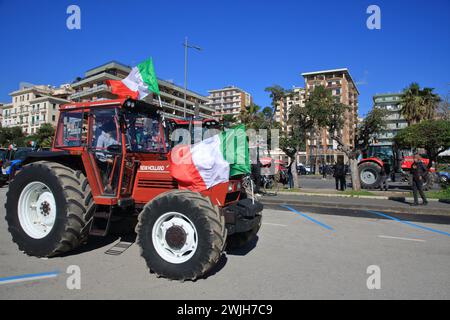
[356,107,388,151]
[436,94,450,120]
[0,126,25,147]
[222,114,237,127]
[401,83,441,125]
[238,103,262,129]
[281,102,313,188]
[301,86,365,190]
[394,120,450,168]
[264,85,286,117]
[34,123,55,148]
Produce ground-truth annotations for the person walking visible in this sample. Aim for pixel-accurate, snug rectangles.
[379,159,390,191]
[410,153,428,206]
[287,161,294,189]
[322,161,328,180]
[333,159,346,191]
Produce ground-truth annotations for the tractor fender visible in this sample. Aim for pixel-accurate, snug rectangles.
[21,151,84,172]
[358,157,383,168]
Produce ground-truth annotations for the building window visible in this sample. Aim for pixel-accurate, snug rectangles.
[52,115,56,121]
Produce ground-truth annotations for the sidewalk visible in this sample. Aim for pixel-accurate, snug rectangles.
[260,192,450,216]
[282,187,411,198]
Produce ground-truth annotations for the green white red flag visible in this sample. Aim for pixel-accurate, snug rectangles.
[169,125,251,192]
[106,58,160,100]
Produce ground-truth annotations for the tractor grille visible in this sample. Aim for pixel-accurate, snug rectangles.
[137,179,178,189]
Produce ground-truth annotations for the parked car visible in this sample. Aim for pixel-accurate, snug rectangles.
[297,163,312,175]
[438,171,450,188]
[0,147,32,187]
[0,148,7,185]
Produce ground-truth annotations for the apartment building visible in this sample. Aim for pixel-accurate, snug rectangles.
[207,86,252,118]
[70,61,214,119]
[1,84,72,134]
[274,87,306,134]
[301,68,359,163]
[372,93,407,146]
[0,103,4,126]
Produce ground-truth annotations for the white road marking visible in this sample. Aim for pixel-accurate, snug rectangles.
[263,222,288,227]
[378,235,426,242]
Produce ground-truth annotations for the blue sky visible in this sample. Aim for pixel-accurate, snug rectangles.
[0,0,449,116]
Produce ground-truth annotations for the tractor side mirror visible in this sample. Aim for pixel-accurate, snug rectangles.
[106,144,122,154]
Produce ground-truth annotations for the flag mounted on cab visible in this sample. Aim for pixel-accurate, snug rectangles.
[106,58,160,100]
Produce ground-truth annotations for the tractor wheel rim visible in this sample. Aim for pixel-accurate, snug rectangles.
[18,181,56,239]
[152,212,198,264]
[361,170,377,185]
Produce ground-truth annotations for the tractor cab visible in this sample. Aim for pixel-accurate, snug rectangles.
[53,99,167,202]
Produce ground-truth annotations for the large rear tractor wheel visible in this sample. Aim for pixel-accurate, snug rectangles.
[136,190,226,281]
[359,162,382,189]
[5,161,95,257]
[226,217,262,251]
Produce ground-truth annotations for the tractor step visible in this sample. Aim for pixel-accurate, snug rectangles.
[89,210,112,237]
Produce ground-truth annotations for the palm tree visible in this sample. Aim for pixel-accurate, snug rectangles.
[222,114,236,127]
[421,87,441,120]
[401,83,441,125]
[238,103,261,128]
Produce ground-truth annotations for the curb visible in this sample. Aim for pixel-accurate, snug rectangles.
[276,191,443,202]
[259,197,450,216]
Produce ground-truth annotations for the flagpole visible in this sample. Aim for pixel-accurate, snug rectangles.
[157,94,163,108]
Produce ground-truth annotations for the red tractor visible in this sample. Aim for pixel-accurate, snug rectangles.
[5,99,262,280]
[358,145,434,190]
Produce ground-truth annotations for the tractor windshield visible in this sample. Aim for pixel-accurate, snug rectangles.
[367,146,394,160]
[123,111,167,153]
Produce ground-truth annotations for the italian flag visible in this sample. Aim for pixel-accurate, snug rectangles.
[169,125,251,192]
[106,58,160,100]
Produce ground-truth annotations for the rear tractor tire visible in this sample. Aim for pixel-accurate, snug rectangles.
[5,161,95,257]
[136,190,226,281]
[358,162,382,189]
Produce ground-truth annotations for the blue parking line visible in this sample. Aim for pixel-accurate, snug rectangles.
[366,210,450,238]
[0,271,60,285]
[281,205,335,231]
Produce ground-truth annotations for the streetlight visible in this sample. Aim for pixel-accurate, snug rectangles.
[183,36,202,118]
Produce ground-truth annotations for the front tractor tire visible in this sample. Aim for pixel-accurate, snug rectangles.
[5,161,94,257]
[136,190,226,281]
[358,162,382,189]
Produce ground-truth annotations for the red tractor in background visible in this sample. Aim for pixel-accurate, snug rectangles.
[5,99,262,281]
[357,144,434,190]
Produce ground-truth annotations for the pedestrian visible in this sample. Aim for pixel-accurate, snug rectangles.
[287,161,294,189]
[322,161,327,180]
[333,159,346,191]
[410,153,428,206]
[379,159,390,191]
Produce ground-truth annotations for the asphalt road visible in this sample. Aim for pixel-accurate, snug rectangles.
[0,187,449,300]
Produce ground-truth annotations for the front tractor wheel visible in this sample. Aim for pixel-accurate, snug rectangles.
[5,161,94,257]
[136,190,226,281]
[359,162,382,189]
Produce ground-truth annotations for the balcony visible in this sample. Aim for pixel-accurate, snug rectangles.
[69,84,109,100]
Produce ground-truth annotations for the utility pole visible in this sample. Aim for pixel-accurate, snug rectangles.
[183,37,202,118]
